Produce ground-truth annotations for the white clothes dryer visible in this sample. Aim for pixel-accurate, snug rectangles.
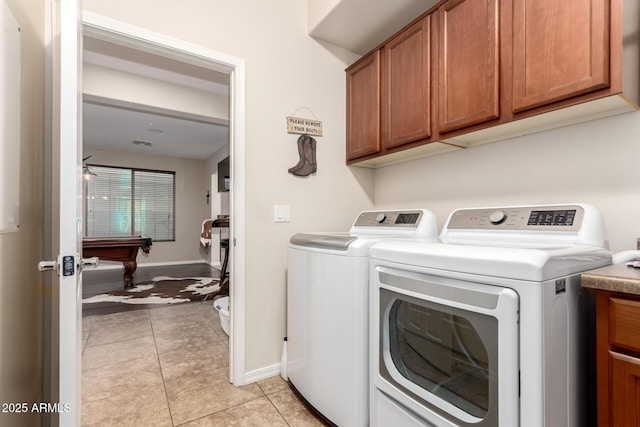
[369,204,612,427]
[287,209,438,426]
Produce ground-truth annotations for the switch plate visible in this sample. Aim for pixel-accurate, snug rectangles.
[274,205,290,223]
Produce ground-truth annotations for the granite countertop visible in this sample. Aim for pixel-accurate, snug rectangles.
[581,264,640,296]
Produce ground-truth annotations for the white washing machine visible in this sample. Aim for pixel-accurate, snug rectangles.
[369,204,612,427]
[287,209,438,426]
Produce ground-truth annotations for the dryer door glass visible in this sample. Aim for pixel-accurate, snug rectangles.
[388,299,494,418]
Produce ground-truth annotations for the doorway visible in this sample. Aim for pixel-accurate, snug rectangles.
[82,12,247,385]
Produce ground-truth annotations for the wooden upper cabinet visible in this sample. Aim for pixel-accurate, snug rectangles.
[346,50,381,161]
[512,0,610,113]
[438,0,500,134]
[345,0,636,166]
[382,16,432,150]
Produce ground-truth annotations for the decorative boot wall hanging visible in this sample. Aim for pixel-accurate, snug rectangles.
[287,134,306,174]
[286,109,322,177]
[288,134,317,177]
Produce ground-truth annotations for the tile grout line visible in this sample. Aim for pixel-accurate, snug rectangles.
[253,381,291,425]
[263,391,294,427]
[81,323,92,356]
[148,308,177,427]
[152,302,232,426]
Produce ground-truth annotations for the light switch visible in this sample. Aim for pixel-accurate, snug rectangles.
[274,205,290,223]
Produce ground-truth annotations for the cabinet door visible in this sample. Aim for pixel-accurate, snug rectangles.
[610,351,640,426]
[438,0,499,133]
[512,0,609,113]
[382,16,432,150]
[346,51,381,161]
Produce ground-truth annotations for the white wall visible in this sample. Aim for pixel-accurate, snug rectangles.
[374,110,640,253]
[82,0,375,374]
[84,148,212,264]
[307,0,342,30]
[0,0,44,425]
[84,62,229,121]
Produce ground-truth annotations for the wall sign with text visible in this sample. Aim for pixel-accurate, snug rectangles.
[286,116,323,137]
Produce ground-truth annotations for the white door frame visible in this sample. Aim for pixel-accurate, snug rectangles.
[53,1,83,424]
[82,12,247,385]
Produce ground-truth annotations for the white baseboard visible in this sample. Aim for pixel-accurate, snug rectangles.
[93,260,208,271]
[241,363,283,385]
[139,260,207,268]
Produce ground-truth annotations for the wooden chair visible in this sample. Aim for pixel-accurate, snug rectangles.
[218,238,230,295]
[200,219,214,248]
[201,217,230,296]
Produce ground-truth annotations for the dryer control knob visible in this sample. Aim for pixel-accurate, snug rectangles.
[489,210,507,225]
[376,213,387,223]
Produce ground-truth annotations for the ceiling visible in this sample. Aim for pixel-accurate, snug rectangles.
[82,37,230,160]
[83,102,229,160]
[308,0,439,55]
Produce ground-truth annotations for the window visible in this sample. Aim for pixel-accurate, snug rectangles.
[84,165,175,241]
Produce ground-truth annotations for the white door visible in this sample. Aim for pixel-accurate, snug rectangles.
[39,0,90,425]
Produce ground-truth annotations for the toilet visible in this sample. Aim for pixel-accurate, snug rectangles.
[214,296,230,336]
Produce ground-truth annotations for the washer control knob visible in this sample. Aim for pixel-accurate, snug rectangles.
[489,210,507,225]
[376,213,387,223]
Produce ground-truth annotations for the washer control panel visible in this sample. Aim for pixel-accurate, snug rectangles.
[353,210,423,228]
[447,205,584,231]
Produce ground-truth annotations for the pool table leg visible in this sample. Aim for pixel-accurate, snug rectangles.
[123,260,137,288]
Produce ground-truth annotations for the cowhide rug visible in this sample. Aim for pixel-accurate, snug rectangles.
[82,276,222,305]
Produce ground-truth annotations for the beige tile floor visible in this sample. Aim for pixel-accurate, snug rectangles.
[81,301,329,426]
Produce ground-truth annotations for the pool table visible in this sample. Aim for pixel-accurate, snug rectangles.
[82,236,152,288]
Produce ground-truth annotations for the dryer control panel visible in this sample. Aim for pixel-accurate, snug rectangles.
[447,205,584,231]
[353,210,423,228]
[442,203,608,248]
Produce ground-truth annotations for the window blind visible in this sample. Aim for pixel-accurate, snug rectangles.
[85,165,175,241]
